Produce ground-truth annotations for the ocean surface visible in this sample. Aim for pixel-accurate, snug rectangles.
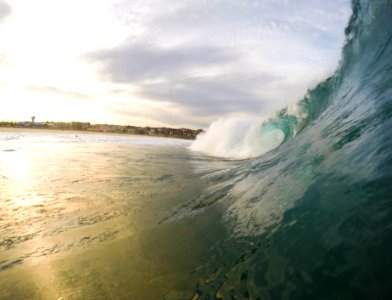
[1,0,392,299]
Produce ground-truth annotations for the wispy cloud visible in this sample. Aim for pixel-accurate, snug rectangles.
[27,86,91,100]
[135,73,274,115]
[88,43,236,82]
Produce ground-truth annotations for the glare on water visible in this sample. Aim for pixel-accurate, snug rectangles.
[0,128,217,300]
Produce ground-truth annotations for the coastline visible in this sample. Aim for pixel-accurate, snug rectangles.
[0,126,201,141]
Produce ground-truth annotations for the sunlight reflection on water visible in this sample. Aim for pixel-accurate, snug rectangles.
[0,128,212,299]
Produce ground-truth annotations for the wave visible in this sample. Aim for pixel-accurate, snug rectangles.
[184,0,392,233]
[191,75,335,159]
[175,0,392,298]
[190,117,285,159]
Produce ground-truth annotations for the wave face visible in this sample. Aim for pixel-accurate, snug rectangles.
[183,0,392,298]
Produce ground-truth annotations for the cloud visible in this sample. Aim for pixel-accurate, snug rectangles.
[135,74,275,115]
[85,0,351,128]
[86,41,278,117]
[0,1,11,23]
[88,43,236,82]
[27,86,91,100]
[107,99,217,129]
[0,0,351,128]
[86,40,275,119]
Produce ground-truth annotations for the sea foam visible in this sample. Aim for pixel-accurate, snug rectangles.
[190,117,284,159]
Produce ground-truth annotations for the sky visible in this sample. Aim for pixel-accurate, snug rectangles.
[0,0,351,129]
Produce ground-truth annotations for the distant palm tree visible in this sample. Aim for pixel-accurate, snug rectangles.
[31,116,35,127]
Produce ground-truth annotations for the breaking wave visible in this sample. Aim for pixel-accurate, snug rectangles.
[182,0,392,298]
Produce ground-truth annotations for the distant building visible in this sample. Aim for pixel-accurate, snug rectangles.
[71,122,90,130]
[0,119,203,140]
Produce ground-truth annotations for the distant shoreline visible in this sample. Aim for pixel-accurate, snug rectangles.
[0,121,203,140]
[0,127,195,141]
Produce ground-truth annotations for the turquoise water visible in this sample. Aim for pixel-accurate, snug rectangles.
[1,0,392,299]
[187,0,392,298]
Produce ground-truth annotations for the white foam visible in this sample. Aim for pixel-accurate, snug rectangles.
[190,117,284,159]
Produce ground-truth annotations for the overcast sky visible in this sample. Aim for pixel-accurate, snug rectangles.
[0,0,351,128]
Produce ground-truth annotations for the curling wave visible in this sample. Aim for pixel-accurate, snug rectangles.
[179,0,392,298]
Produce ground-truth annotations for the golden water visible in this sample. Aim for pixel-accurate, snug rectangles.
[0,129,223,299]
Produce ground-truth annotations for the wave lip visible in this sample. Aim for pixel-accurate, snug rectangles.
[190,117,284,159]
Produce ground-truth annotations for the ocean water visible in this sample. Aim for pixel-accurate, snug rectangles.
[1,0,392,299]
[0,129,204,298]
